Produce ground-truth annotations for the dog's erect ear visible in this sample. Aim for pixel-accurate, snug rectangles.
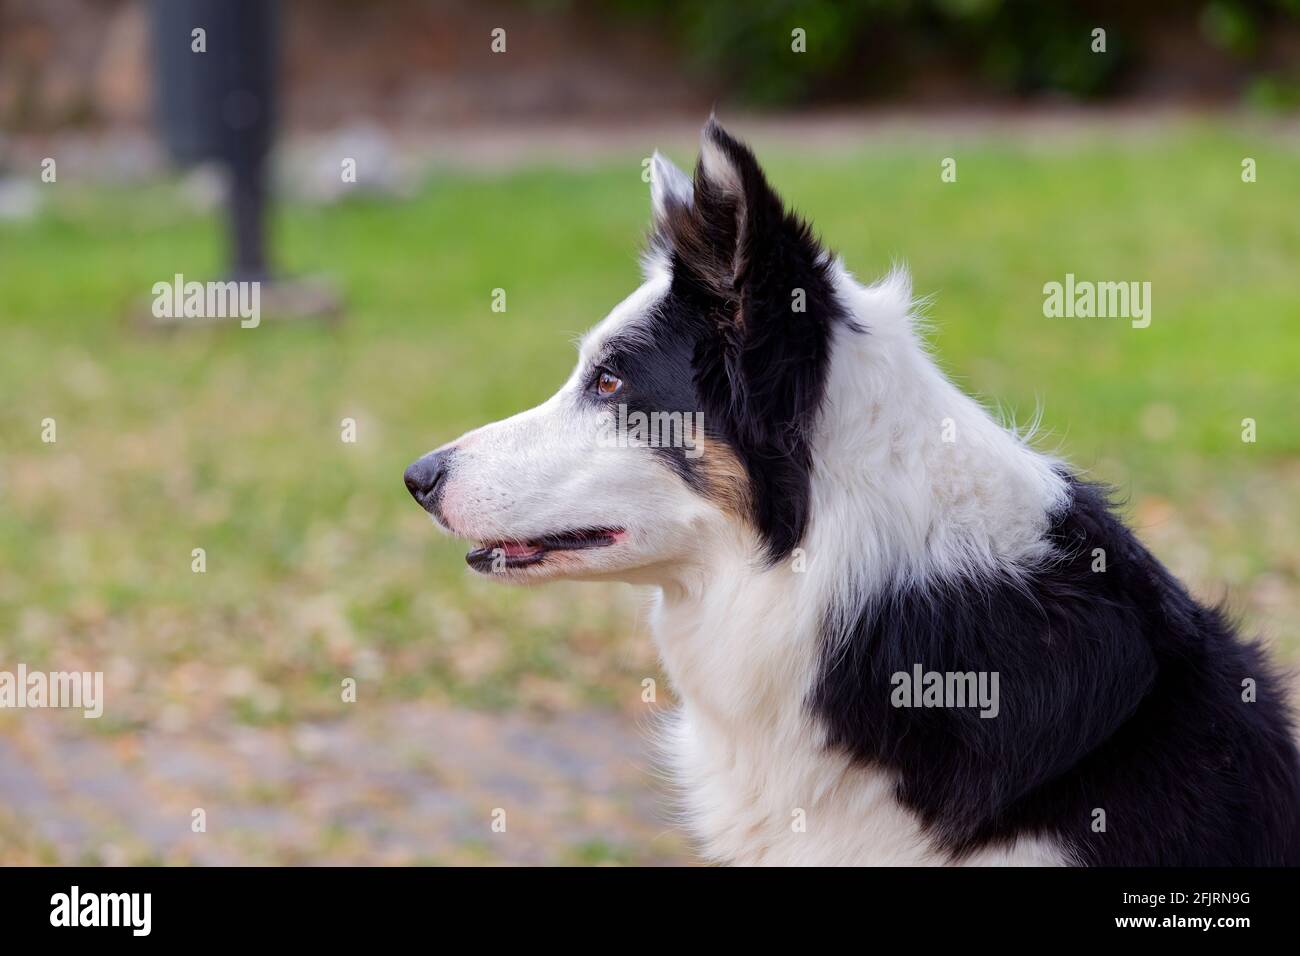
[692,117,785,294]
[663,119,848,564]
[649,150,694,223]
[654,119,829,312]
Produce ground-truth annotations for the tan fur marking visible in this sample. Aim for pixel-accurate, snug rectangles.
[695,436,751,520]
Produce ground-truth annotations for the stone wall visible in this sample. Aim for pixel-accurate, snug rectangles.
[0,0,708,133]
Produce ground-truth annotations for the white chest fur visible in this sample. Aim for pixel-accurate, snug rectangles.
[650,574,1063,867]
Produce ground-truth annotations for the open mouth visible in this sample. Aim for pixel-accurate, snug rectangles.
[465,528,623,572]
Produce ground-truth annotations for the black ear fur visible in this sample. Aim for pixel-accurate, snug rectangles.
[653,120,851,562]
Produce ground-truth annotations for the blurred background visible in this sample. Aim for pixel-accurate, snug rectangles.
[0,0,1297,865]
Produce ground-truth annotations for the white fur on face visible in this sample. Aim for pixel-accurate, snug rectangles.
[431,266,724,584]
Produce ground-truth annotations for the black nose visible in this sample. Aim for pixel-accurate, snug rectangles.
[404,448,454,509]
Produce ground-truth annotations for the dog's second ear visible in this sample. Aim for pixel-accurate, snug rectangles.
[649,150,694,222]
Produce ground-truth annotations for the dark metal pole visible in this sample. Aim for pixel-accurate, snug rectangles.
[150,0,279,281]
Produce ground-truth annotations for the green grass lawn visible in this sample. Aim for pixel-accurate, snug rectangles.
[2,121,1298,737]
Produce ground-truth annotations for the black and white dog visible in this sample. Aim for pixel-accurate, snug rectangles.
[405,120,1300,866]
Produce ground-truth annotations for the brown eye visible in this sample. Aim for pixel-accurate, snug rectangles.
[596,372,623,396]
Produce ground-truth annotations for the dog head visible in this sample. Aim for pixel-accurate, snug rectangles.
[405,119,848,583]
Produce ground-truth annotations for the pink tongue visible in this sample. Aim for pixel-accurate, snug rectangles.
[500,541,539,558]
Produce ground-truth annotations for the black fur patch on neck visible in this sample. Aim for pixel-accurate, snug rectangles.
[811,476,1300,865]
[649,121,853,563]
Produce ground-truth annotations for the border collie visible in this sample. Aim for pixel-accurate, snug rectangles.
[405,119,1300,866]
